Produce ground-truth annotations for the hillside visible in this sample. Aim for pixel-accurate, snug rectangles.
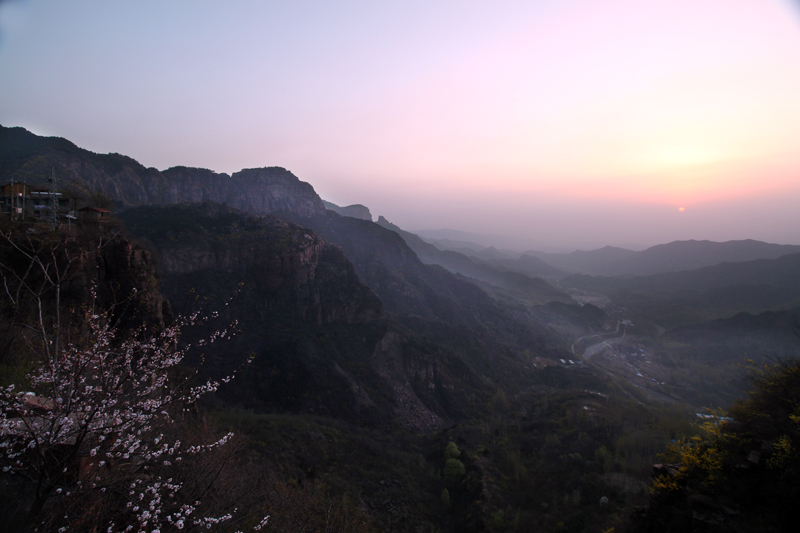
[529,239,800,276]
[322,199,373,221]
[0,125,326,217]
[563,252,800,321]
[7,125,789,533]
[281,210,575,389]
[375,216,571,306]
[526,246,638,275]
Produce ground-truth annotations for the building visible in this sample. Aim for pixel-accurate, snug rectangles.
[1,181,72,221]
[1,182,31,218]
[78,207,111,223]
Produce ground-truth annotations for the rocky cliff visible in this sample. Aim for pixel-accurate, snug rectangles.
[0,227,170,354]
[121,202,382,326]
[163,166,327,218]
[0,126,326,218]
[322,200,373,221]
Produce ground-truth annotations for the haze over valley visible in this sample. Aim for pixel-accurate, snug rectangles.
[3,1,800,250]
[2,2,800,532]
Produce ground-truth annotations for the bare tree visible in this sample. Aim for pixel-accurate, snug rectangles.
[0,228,258,533]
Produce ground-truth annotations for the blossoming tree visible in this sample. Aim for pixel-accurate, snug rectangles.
[0,228,259,532]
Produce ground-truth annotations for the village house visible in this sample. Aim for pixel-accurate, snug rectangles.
[78,206,112,223]
[1,181,73,221]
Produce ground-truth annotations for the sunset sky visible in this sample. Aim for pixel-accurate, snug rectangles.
[2,0,799,250]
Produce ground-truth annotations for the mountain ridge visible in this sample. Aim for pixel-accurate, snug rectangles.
[528,239,800,276]
[0,125,326,217]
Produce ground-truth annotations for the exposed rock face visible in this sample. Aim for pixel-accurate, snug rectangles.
[0,229,170,333]
[158,166,227,204]
[0,127,326,218]
[92,237,170,328]
[226,167,327,217]
[373,332,444,432]
[121,203,382,326]
[322,200,373,221]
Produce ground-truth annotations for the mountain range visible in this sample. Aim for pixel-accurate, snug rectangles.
[524,239,800,276]
[4,124,800,532]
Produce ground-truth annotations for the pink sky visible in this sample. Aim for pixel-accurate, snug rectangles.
[2,0,799,250]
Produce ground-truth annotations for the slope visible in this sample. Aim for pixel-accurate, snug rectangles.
[528,239,800,276]
[375,216,571,306]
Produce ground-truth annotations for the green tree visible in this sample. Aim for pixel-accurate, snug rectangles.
[443,458,466,488]
[444,441,461,461]
[441,488,450,508]
[650,359,800,531]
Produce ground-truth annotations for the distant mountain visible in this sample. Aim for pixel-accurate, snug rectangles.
[665,307,800,363]
[322,200,372,221]
[375,216,571,307]
[420,237,486,253]
[419,237,563,280]
[563,252,800,327]
[620,239,800,275]
[529,239,800,276]
[414,228,498,244]
[0,125,326,217]
[526,246,638,275]
[565,252,800,294]
[422,237,519,260]
[484,254,568,279]
[465,246,517,261]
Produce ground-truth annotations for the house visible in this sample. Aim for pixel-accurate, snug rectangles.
[78,206,111,222]
[1,182,31,218]
[2,181,72,220]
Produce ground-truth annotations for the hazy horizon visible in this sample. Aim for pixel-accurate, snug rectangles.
[2,0,800,250]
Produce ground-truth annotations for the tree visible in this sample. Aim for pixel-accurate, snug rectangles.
[0,228,257,532]
[648,359,800,531]
[443,458,466,488]
[443,441,461,462]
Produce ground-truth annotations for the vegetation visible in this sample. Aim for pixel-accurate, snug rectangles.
[0,226,250,532]
[2,132,798,532]
[643,360,800,532]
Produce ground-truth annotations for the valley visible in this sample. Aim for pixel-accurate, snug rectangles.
[1,125,798,532]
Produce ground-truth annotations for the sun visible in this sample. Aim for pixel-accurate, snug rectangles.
[678,207,685,212]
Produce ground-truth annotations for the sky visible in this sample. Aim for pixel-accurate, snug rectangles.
[1,0,800,251]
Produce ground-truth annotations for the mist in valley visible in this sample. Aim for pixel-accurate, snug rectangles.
[2,1,800,532]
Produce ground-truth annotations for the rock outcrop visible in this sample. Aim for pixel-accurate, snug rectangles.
[121,202,382,326]
[372,332,444,432]
[0,126,326,218]
[322,200,373,221]
[0,228,170,334]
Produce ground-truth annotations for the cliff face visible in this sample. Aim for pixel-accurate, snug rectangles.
[0,126,326,218]
[119,203,394,423]
[322,200,373,221]
[91,237,171,328]
[121,203,383,326]
[227,167,326,218]
[0,229,170,341]
[372,332,445,432]
[162,166,327,218]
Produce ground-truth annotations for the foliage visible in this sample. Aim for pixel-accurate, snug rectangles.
[645,359,800,531]
[651,416,726,492]
[0,302,253,532]
[443,441,461,461]
[0,228,259,532]
[443,458,466,488]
